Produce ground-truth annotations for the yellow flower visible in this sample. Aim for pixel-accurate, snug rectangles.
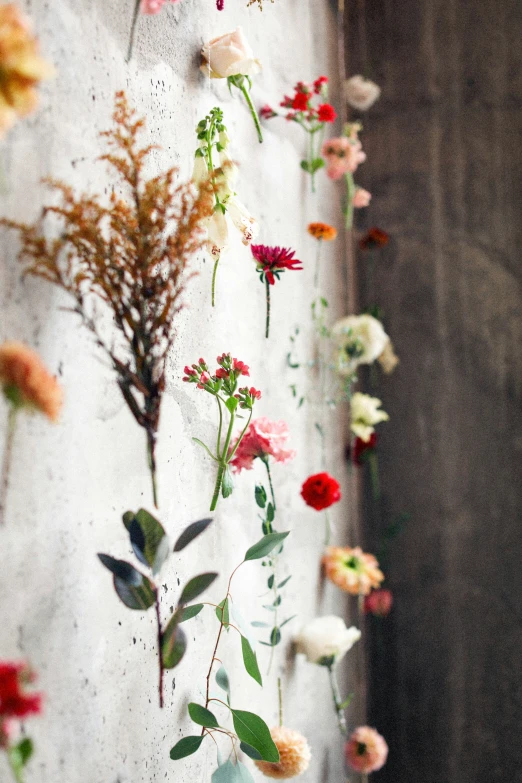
[307,222,337,241]
[0,4,54,138]
[255,726,311,779]
[0,341,62,421]
[322,546,384,596]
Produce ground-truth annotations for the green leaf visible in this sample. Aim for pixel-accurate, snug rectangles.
[255,485,267,509]
[188,702,219,728]
[123,509,168,573]
[225,396,239,413]
[222,468,234,498]
[170,735,205,760]
[193,437,218,461]
[311,157,325,172]
[7,736,33,777]
[231,710,279,763]
[300,160,311,172]
[339,693,354,709]
[212,760,255,783]
[179,604,204,622]
[239,742,263,761]
[215,664,231,701]
[240,635,262,686]
[216,597,229,626]
[279,615,296,628]
[179,572,218,605]
[161,616,187,669]
[244,533,290,562]
[267,574,274,589]
[270,627,281,646]
[277,576,292,589]
[266,503,275,523]
[174,518,213,552]
[98,555,156,610]
[251,621,270,628]
[98,554,143,583]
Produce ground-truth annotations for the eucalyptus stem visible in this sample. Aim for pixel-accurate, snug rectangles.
[0,406,18,526]
[126,0,141,62]
[327,664,347,736]
[155,592,164,708]
[238,83,263,143]
[211,255,220,308]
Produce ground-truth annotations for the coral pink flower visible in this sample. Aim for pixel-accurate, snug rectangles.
[322,546,384,596]
[301,472,341,511]
[345,726,388,773]
[255,725,311,778]
[364,588,393,617]
[321,137,366,180]
[0,341,62,422]
[230,418,296,472]
[353,188,372,208]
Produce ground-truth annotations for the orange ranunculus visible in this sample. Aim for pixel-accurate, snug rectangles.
[0,341,62,421]
[307,222,337,241]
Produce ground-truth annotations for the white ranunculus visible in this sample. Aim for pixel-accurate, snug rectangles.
[294,616,361,666]
[350,392,389,442]
[332,314,390,376]
[344,75,381,111]
[200,27,262,80]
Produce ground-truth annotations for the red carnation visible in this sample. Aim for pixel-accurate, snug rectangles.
[292,92,310,112]
[301,472,341,511]
[313,75,329,93]
[317,103,337,123]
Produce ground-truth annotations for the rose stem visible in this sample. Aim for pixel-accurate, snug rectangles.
[126,0,141,63]
[239,83,263,144]
[155,591,164,708]
[327,663,347,736]
[265,278,271,339]
[0,406,17,526]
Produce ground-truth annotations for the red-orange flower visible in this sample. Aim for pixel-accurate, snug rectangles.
[359,227,389,251]
[307,222,337,241]
[0,341,62,421]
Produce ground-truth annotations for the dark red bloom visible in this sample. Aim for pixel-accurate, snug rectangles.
[0,662,42,722]
[301,472,341,511]
[359,227,390,251]
[251,245,303,285]
[352,433,377,465]
[292,92,310,112]
[313,75,329,94]
[317,103,337,123]
[364,588,393,617]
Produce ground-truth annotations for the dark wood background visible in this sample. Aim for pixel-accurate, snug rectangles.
[345,1,522,780]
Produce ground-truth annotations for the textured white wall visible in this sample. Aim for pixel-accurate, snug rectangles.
[0,1,357,781]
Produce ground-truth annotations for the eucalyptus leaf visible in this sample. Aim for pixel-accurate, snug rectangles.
[279,615,296,628]
[188,702,219,728]
[215,664,231,701]
[231,710,279,762]
[267,575,274,589]
[266,503,275,523]
[113,574,156,611]
[239,742,263,761]
[174,518,213,552]
[179,572,218,605]
[270,627,281,646]
[162,618,187,669]
[240,635,262,686]
[170,735,204,760]
[251,621,270,628]
[125,509,168,571]
[255,485,267,509]
[277,576,292,589]
[179,604,204,623]
[98,554,143,584]
[216,597,229,627]
[244,532,290,562]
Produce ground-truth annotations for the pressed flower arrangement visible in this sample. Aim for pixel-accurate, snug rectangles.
[0,661,42,783]
[1,92,214,508]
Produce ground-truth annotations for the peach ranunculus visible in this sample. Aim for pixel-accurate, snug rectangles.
[255,726,311,779]
[200,27,261,80]
[0,341,62,421]
[344,75,381,111]
[230,417,296,472]
[322,545,384,596]
[0,4,54,139]
[345,726,388,772]
[321,134,366,181]
[353,187,371,208]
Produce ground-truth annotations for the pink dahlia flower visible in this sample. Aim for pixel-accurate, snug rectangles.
[345,726,388,773]
[230,417,296,472]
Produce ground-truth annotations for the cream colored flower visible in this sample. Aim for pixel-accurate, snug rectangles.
[350,392,389,442]
[378,340,400,374]
[200,27,261,79]
[0,4,54,138]
[345,75,381,111]
[332,314,390,376]
[255,726,311,779]
[295,616,361,666]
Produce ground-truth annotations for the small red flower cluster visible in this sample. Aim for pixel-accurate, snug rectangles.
[261,76,337,126]
[301,472,342,511]
[351,432,377,465]
[251,244,303,285]
[0,662,42,745]
[183,354,261,407]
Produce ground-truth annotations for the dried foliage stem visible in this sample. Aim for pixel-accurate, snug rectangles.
[0,406,17,526]
[1,92,213,508]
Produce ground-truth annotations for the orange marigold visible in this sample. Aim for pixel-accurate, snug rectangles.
[255,726,311,779]
[307,222,337,241]
[0,341,62,422]
[0,4,54,138]
[322,545,384,596]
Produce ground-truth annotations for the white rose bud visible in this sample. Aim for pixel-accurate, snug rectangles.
[201,27,262,80]
[295,616,361,666]
[345,75,381,111]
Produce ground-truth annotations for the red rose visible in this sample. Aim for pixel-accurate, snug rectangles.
[317,103,337,123]
[352,433,377,465]
[301,472,341,511]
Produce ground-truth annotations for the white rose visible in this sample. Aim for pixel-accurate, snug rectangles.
[201,27,262,80]
[294,616,361,666]
[350,392,389,442]
[344,75,381,111]
[332,314,390,376]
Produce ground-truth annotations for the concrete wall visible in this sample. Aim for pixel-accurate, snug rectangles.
[346,0,522,781]
[0,1,356,781]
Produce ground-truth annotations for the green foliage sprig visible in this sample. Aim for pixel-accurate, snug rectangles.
[98,510,216,708]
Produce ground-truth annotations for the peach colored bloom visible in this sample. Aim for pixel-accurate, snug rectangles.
[0,4,54,138]
[255,726,311,779]
[230,418,295,472]
[345,726,388,772]
[321,133,366,180]
[307,222,337,241]
[322,546,384,596]
[0,342,62,421]
[353,188,371,208]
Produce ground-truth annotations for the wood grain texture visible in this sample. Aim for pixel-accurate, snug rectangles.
[345,1,522,780]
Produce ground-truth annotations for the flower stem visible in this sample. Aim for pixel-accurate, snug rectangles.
[264,458,276,511]
[345,171,355,230]
[211,255,220,307]
[126,0,141,62]
[155,592,164,708]
[324,510,331,546]
[265,278,271,338]
[210,462,226,511]
[309,131,316,194]
[0,406,17,526]
[327,664,347,736]
[238,83,263,143]
[146,429,159,509]
[7,751,24,783]
[368,451,380,500]
[314,239,322,287]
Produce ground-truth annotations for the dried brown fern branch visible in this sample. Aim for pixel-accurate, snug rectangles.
[1,91,214,508]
